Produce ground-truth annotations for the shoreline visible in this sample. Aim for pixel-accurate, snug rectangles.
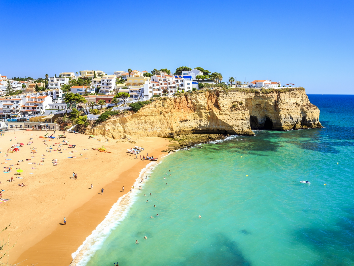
[0,131,169,266]
[71,158,166,265]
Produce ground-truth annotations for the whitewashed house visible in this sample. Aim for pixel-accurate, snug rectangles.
[48,76,69,90]
[249,80,281,88]
[99,75,116,95]
[71,86,95,95]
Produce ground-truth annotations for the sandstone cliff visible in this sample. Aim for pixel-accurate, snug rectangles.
[88,88,322,139]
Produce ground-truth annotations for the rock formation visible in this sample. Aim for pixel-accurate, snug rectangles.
[88,88,322,138]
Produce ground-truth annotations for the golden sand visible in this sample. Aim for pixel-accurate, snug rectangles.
[0,130,169,265]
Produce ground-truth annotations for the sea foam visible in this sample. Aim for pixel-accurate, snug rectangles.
[70,159,165,265]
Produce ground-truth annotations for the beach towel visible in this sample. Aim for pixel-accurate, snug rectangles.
[0,199,9,203]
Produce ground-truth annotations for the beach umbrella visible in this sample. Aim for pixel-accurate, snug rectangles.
[17,169,23,173]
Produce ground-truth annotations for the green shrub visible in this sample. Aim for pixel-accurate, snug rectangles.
[129,101,151,112]
[76,115,89,126]
[91,109,99,115]
[96,110,120,123]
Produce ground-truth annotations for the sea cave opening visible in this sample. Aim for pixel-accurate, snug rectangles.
[264,116,273,130]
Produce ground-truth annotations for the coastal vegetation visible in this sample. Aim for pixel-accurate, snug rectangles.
[129,101,151,112]
[96,110,120,123]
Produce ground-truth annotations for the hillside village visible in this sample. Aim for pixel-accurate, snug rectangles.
[0,67,288,124]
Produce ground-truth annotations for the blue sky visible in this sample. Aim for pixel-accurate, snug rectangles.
[1,0,353,94]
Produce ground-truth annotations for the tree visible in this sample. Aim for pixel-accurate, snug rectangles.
[111,97,119,106]
[76,115,89,126]
[114,92,130,106]
[91,108,99,115]
[69,108,80,120]
[195,67,210,76]
[160,69,171,75]
[143,72,153,78]
[217,73,223,84]
[151,69,160,75]
[229,77,235,86]
[88,101,96,110]
[5,81,13,95]
[196,75,204,81]
[94,71,97,79]
[116,77,125,84]
[45,74,49,90]
[61,84,71,92]
[175,66,192,75]
[97,99,106,109]
[64,92,86,109]
[128,69,132,77]
[22,84,26,89]
[210,72,223,84]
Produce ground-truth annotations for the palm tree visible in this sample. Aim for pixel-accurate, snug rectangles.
[229,77,235,87]
[97,99,106,109]
[111,97,118,106]
[210,72,218,84]
[88,101,96,110]
[217,73,223,84]
[128,69,132,77]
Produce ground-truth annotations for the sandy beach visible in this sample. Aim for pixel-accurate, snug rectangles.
[0,130,169,266]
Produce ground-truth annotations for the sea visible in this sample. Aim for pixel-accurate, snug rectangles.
[74,94,354,266]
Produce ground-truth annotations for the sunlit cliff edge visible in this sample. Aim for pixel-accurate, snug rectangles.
[88,88,322,139]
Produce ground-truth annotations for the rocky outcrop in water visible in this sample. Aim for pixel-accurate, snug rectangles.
[88,88,322,139]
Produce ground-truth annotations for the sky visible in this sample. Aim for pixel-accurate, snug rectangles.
[1,0,353,94]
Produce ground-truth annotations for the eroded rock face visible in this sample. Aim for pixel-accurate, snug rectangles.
[88,89,322,138]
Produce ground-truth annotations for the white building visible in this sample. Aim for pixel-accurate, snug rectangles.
[59,72,76,79]
[99,75,116,95]
[114,71,125,76]
[21,95,53,116]
[181,69,203,80]
[10,80,23,91]
[0,93,54,118]
[248,80,281,88]
[48,76,69,90]
[91,77,102,90]
[70,86,95,95]
[0,96,23,118]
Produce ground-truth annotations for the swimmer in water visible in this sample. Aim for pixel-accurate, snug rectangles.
[144,236,147,239]
[199,215,201,218]
[154,205,156,207]
[136,240,139,244]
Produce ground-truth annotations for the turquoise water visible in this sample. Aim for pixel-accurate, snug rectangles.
[85,95,354,266]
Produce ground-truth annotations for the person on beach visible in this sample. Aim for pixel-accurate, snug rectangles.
[72,172,75,179]
[91,184,93,189]
[122,186,124,192]
[101,188,104,194]
[64,217,66,225]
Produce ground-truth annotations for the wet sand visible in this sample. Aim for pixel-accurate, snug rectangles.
[0,130,169,265]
